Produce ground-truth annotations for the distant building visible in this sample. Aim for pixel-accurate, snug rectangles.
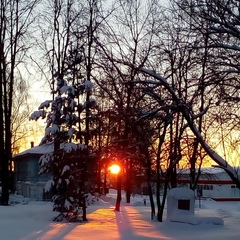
[139,168,240,201]
[177,168,240,201]
[13,142,53,200]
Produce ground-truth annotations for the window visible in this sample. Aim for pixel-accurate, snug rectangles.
[231,185,240,196]
[178,200,190,210]
[196,184,213,191]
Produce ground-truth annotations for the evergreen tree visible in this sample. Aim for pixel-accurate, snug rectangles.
[30,48,97,221]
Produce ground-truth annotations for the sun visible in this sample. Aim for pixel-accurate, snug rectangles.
[109,164,121,174]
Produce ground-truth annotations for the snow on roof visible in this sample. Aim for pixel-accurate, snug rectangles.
[177,167,226,175]
[13,142,54,158]
[13,142,86,159]
[168,187,194,199]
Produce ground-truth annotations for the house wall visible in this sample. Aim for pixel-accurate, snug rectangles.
[195,183,240,200]
[195,171,240,200]
[15,182,48,200]
[14,154,52,200]
[177,171,240,201]
[14,155,50,183]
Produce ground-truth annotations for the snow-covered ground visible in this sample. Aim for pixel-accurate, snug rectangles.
[1,190,240,240]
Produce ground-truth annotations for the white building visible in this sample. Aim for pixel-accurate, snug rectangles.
[177,168,240,201]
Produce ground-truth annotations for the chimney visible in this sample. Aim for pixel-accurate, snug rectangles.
[30,141,34,148]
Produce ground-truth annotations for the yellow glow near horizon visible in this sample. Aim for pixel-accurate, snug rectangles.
[109,164,121,174]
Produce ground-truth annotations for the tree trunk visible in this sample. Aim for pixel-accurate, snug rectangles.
[148,181,155,220]
[1,152,9,205]
[103,165,107,195]
[115,173,121,211]
[125,159,132,203]
[146,156,155,219]
[158,178,168,222]
[156,157,162,221]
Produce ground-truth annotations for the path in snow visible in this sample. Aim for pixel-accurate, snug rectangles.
[32,206,168,240]
[2,199,168,240]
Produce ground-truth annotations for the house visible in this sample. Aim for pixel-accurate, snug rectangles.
[13,142,53,200]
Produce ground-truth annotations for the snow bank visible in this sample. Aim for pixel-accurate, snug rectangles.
[167,213,224,225]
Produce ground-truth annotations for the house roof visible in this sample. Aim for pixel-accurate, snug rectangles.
[13,142,54,159]
[177,167,224,175]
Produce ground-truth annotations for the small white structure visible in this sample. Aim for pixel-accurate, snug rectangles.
[167,187,224,225]
[167,188,195,220]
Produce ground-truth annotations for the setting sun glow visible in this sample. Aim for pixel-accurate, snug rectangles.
[109,164,121,174]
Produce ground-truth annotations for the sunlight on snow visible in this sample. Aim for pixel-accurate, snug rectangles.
[123,206,172,239]
[27,223,67,240]
[63,208,121,240]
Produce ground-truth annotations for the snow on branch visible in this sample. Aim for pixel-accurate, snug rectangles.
[63,142,78,153]
[62,165,70,175]
[29,110,46,121]
[60,86,70,95]
[77,143,87,150]
[64,199,72,210]
[44,179,54,192]
[39,152,54,167]
[84,79,93,92]
[68,128,76,138]
[208,42,240,52]
[45,124,60,136]
[38,100,52,110]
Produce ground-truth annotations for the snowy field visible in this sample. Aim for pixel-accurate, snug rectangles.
[0,190,240,240]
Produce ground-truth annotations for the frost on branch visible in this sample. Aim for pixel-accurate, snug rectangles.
[52,124,60,133]
[83,98,97,109]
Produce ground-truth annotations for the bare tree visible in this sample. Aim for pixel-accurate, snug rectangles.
[0,0,39,205]
[11,77,32,153]
[170,0,240,179]
[124,65,240,187]
[95,0,163,206]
